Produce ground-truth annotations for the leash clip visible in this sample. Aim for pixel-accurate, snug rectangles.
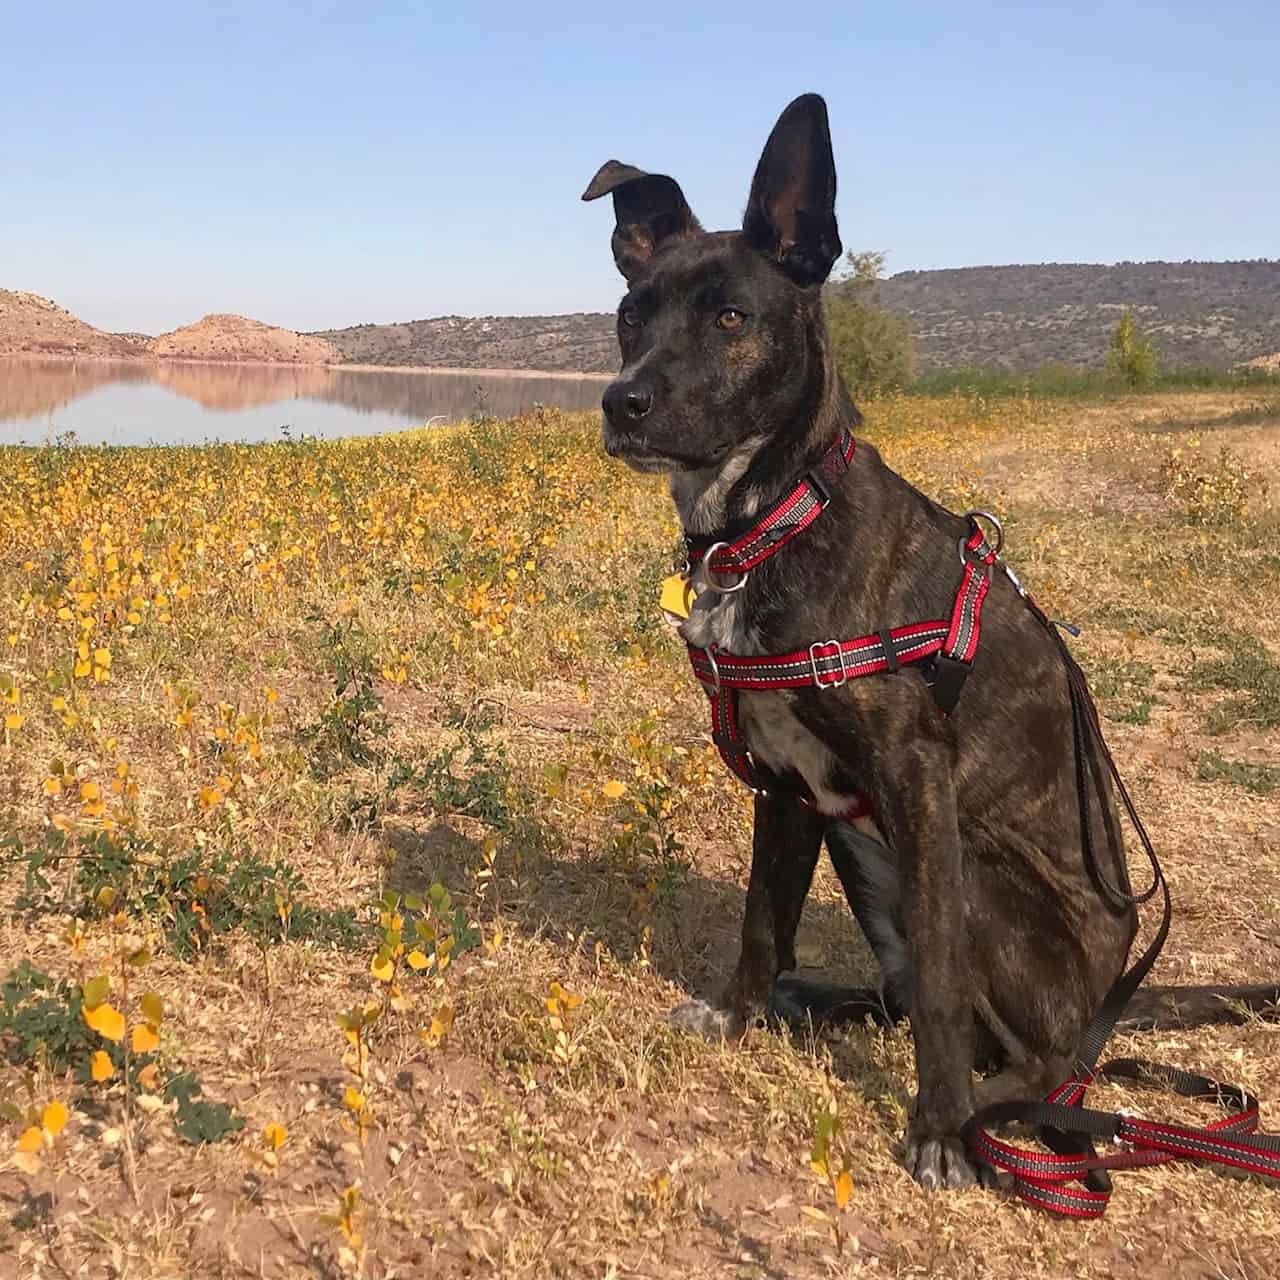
[808,639,848,689]
[702,645,722,693]
[1003,562,1029,598]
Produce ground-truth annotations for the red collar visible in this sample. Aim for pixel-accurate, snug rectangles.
[684,430,856,585]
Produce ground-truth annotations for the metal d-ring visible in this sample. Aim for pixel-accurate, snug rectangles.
[699,541,750,594]
[959,509,1005,564]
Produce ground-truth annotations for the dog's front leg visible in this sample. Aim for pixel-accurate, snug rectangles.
[671,792,825,1039]
[875,744,977,1190]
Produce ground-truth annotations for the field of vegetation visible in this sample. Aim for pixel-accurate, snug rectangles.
[1,391,1278,1278]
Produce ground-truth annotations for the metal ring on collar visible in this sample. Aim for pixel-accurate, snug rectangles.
[699,541,750,594]
[959,509,1004,564]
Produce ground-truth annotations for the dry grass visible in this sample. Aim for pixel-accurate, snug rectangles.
[1,391,1277,1279]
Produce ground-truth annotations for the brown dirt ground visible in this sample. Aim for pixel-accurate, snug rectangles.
[2,394,1278,1280]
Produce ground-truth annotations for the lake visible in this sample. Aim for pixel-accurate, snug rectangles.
[0,358,612,446]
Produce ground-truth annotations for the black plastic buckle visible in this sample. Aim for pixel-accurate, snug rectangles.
[879,629,900,674]
[924,653,971,716]
[805,467,833,506]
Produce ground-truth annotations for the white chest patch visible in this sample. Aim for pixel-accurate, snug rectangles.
[679,591,881,836]
[738,691,874,823]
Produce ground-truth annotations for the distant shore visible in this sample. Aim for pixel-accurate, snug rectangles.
[0,352,614,380]
[334,361,611,380]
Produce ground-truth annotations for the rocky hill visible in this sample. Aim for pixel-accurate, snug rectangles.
[5,259,1277,373]
[0,289,148,358]
[314,261,1280,373]
[146,314,340,364]
[871,260,1280,369]
[312,313,616,373]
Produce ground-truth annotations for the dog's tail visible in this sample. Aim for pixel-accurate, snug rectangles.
[768,974,899,1029]
[1116,983,1280,1031]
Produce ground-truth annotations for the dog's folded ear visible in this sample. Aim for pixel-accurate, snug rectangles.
[582,160,701,281]
[743,94,842,287]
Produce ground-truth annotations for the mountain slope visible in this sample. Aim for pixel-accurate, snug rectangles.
[0,289,148,358]
[872,260,1280,369]
[146,314,339,364]
[316,261,1280,373]
[312,313,616,373]
[5,259,1278,373]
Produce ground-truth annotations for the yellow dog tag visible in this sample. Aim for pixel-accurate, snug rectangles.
[659,572,695,622]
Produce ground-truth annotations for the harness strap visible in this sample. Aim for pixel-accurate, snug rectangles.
[685,430,856,577]
[692,526,995,818]
[690,528,994,694]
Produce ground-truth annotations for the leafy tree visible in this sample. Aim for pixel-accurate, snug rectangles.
[1105,306,1158,388]
[824,251,914,395]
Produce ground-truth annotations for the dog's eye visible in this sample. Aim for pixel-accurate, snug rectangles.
[716,308,746,331]
[619,306,640,329]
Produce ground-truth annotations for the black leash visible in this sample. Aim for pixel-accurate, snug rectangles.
[962,594,1280,1217]
[1046,606,1170,1071]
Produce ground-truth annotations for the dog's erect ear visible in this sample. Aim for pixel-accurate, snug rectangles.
[743,94,841,286]
[581,160,701,281]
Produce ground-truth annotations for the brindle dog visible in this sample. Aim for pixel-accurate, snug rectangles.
[583,93,1279,1189]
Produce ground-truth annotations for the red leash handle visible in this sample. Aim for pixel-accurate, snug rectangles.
[964,1060,1280,1218]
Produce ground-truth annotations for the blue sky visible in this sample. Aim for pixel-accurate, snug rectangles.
[3,2,1276,334]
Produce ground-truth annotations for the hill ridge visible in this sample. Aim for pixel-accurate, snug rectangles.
[5,259,1279,372]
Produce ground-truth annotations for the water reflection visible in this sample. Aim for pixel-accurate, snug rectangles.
[0,357,611,445]
[0,359,151,420]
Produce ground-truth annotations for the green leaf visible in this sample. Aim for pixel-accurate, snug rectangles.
[403,892,424,912]
[163,1071,202,1106]
[452,909,480,954]
[82,975,110,1009]
[174,1096,244,1145]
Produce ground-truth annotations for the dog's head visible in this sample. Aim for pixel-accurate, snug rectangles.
[583,93,842,473]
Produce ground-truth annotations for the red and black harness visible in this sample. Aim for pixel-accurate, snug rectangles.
[678,430,1280,1217]
[684,430,997,821]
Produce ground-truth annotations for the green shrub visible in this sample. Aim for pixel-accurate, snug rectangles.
[824,251,914,396]
[1105,307,1158,388]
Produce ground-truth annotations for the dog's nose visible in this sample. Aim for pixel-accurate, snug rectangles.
[603,381,653,424]
[623,388,652,420]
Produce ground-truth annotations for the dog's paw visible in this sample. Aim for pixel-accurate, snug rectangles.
[667,999,743,1041]
[904,1134,979,1191]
